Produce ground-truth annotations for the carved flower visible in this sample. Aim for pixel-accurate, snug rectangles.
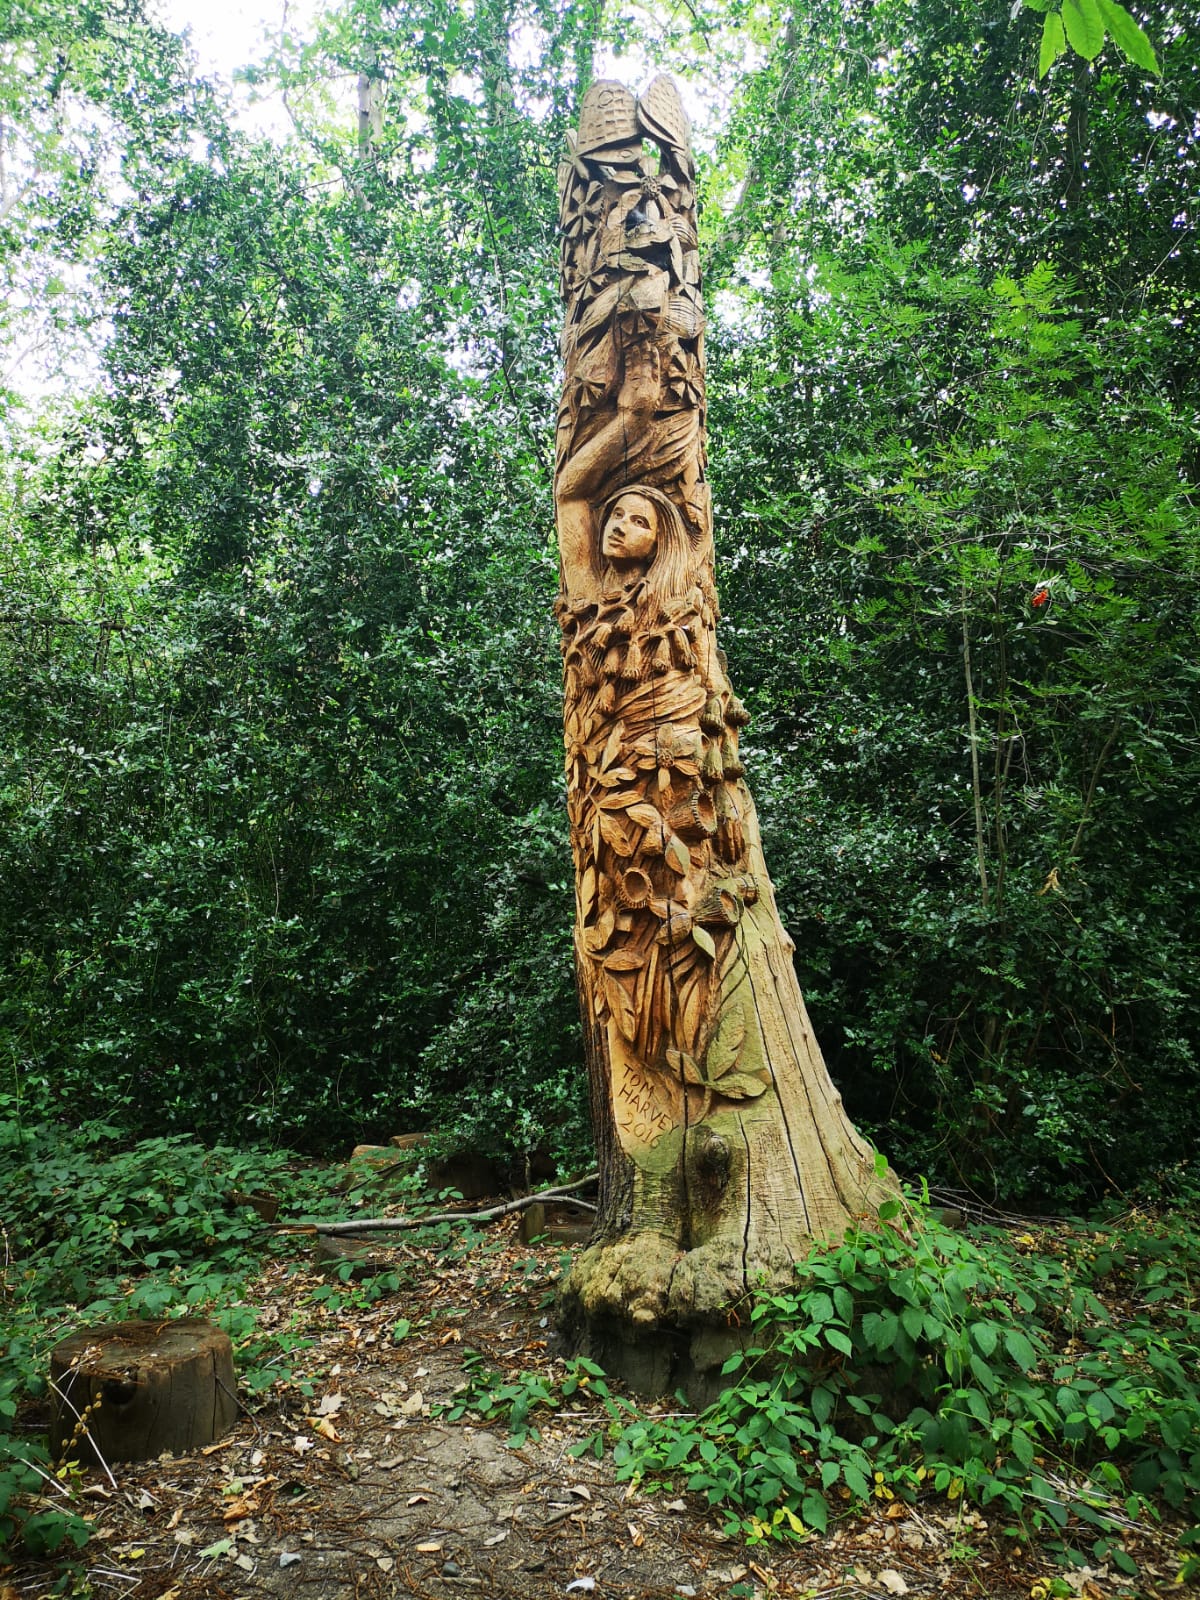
[629,723,702,787]
[571,369,610,412]
[617,303,660,338]
[665,348,703,409]
[576,261,612,303]
[561,180,605,242]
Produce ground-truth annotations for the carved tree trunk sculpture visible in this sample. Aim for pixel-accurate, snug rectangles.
[553,77,892,1391]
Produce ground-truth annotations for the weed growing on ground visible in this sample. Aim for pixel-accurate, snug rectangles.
[450,1188,1200,1581]
[443,1353,634,1448]
[0,1111,383,1554]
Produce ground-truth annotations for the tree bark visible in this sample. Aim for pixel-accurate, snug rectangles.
[552,77,893,1395]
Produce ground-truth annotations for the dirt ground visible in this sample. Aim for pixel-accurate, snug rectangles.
[3,1222,1186,1600]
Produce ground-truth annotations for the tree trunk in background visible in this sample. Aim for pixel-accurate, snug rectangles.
[553,76,894,1395]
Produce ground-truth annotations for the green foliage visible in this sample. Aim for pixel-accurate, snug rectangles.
[0,0,1197,1203]
[711,245,1200,1200]
[611,1197,1200,1567]
[442,1352,632,1448]
[0,1109,347,1554]
[1027,0,1160,77]
[452,1197,1200,1575]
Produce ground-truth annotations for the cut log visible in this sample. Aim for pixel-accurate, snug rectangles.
[49,1319,237,1466]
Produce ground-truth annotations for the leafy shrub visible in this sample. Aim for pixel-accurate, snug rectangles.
[0,1112,346,1555]
[611,1194,1200,1571]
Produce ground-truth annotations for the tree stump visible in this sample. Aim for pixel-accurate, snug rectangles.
[49,1319,237,1466]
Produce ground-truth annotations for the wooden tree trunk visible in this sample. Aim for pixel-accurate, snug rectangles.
[50,1319,237,1466]
[552,77,893,1394]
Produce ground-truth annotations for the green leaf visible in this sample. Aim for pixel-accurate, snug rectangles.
[801,1492,828,1533]
[900,1305,924,1341]
[1039,9,1067,74]
[1061,0,1105,58]
[842,1462,871,1500]
[1096,0,1160,71]
[1004,1328,1038,1372]
[811,1384,835,1424]
[807,1291,835,1325]
[825,1327,853,1357]
[970,1321,999,1358]
[864,1309,899,1352]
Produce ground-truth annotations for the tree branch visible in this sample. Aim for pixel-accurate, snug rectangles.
[278,1174,600,1237]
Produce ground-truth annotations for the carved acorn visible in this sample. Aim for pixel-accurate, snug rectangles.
[701,693,725,734]
[725,694,751,728]
[721,734,745,779]
[619,637,644,682]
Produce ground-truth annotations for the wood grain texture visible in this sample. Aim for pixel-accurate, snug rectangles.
[554,77,894,1361]
[50,1318,236,1465]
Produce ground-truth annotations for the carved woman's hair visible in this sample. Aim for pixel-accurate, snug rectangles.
[596,485,696,598]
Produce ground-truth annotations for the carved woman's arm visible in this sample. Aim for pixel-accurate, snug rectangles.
[555,340,663,597]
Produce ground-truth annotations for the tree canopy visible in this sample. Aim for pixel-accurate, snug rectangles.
[1,0,1196,1205]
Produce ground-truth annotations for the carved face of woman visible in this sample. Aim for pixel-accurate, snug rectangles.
[601,493,658,568]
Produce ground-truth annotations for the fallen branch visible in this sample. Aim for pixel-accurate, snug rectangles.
[276,1174,600,1238]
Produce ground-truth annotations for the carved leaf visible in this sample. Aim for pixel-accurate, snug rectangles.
[665,835,691,875]
[603,971,638,1041]
[637,73,691,154]
[680,973,707,1045]
[601,722,625,771]
[599,811,635,857]
[580,867,597,924]
[625,802,664,831]
[692,925,717,960]
[599,791,643,811]
[705,1010,746,1080]
[665,1046,703,1085]
[585,905,616,953]
[603,948,645,972]
[714,1071,769,1101]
